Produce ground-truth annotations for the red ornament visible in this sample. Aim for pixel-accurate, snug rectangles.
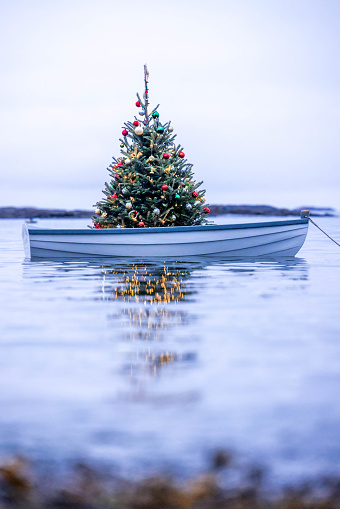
[112,194,118,199]
[138,221,145,227]
[134,210,137,214]
[115,174,120,180]
[203,207,210,214]
[122,129,128,136]
[178,151,185,158]
[133,120,139,126]
[145,90,148,94]
[162,184,168,191]
[117,161,123,166]
[163,153,170,159]
[94,223,101,229]
[192,191,198,198]
[136,101,141,107]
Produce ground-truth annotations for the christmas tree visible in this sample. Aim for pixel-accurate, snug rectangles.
[92,66,210,229]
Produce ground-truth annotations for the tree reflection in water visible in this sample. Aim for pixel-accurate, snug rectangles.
[100,261,199,379]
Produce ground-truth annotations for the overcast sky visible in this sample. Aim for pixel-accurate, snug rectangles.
[1,0,339,210]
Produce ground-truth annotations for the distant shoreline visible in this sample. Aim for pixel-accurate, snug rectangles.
[0,205,335,219]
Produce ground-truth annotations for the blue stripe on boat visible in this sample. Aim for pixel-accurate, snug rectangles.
[29,227,307,246]
[28,218,308,235]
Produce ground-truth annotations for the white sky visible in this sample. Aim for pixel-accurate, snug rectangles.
[1,0,339,210]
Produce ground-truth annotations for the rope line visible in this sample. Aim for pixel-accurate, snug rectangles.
[309,217,340,247]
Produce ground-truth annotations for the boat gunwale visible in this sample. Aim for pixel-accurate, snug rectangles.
[29,227,307,246]
[26,218,309,236]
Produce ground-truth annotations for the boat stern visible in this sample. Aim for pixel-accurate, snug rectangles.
[22,224,31,259]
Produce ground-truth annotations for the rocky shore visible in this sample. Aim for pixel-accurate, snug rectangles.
[1,454,339,509]
[0,205,335,219]
[0,207,92,219]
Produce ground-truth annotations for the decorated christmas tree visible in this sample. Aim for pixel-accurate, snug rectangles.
[92,66,210,229]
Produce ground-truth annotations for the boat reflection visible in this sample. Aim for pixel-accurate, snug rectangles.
[22,256,309,381]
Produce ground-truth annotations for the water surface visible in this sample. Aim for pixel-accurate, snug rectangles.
[0,215,339,487]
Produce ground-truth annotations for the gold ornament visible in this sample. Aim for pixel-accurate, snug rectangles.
[102,211,108,218]
[95,208,101,215]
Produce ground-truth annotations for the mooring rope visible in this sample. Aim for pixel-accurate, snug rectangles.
[309,217,340,248]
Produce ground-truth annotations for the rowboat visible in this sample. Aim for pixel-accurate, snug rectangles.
[22,212,309,259]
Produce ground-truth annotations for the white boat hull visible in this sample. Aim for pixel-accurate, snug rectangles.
[22,218,309,259]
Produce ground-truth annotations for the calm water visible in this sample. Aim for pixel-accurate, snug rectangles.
[0,215,340,487]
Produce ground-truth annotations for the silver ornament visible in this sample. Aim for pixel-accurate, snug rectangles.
[102,211,108,218]
[153,207,160,215]
[116,225,121,228]
[139,111,145,116]
[122,187,128,194]
[126,202,132,209]
[95,208,101,215]
[171,215,176,221]
[125,158,131,165]
[168,126,174,133]
[186,203,192,210]
[135,126,143,135]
